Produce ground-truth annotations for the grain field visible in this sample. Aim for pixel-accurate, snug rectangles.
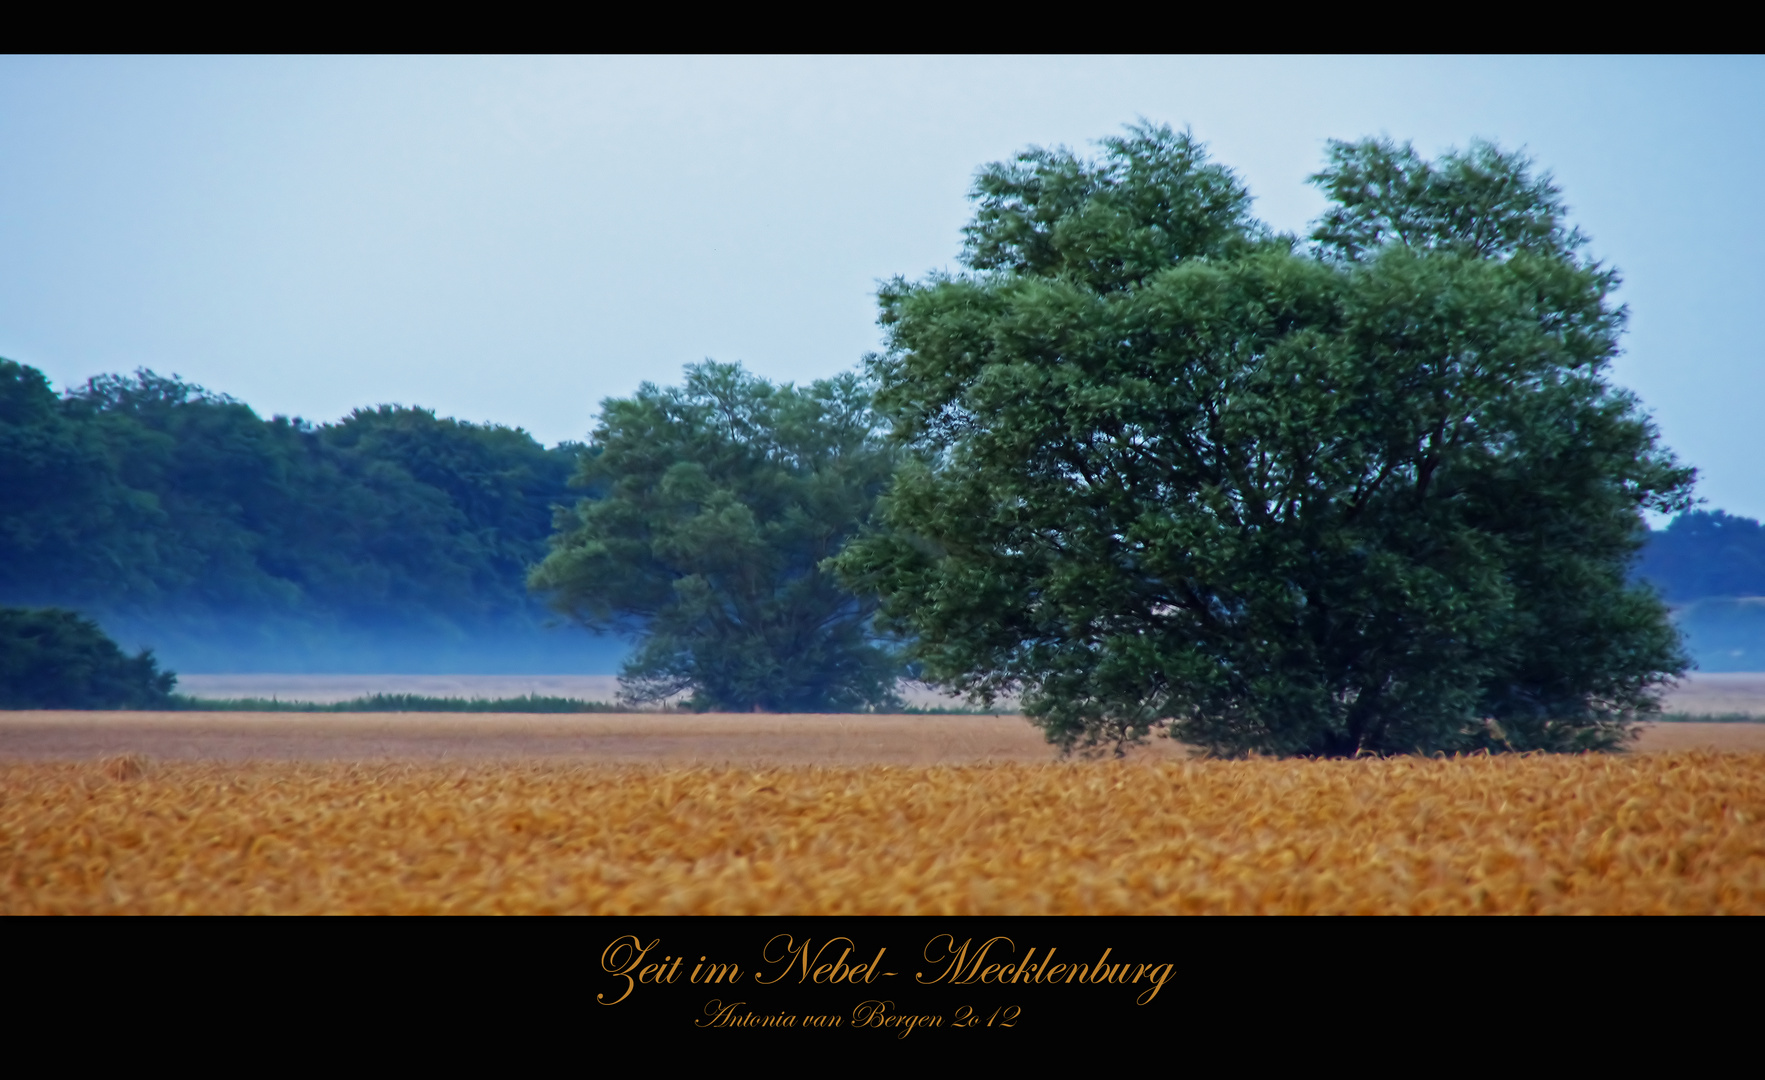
[4,752,1761,914]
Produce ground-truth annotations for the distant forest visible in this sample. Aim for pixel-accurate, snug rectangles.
[1635,510,1765,671]
[0,359,624,672]
[6,357,1765,673]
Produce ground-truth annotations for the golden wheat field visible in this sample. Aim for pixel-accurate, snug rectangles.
[4,751,1763,914]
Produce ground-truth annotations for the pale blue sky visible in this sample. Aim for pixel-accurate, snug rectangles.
[3,56,1761,515]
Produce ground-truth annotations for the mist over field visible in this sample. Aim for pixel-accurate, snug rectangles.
[93,596,1765,678]
[95,613,631,675]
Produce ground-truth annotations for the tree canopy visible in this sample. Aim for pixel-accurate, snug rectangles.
[530,362,902,711]
[837,125,1692,756]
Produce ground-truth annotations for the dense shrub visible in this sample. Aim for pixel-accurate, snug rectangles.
[0,607,176,709]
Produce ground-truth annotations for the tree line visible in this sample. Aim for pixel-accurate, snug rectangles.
[1636,510,1765,672]
[0,361,602,673]
[5,124,1757,752]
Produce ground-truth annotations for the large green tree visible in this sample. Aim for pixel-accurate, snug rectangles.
[530,362,903,711]
[836,125,1692,756]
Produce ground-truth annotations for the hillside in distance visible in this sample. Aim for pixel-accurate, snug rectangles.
[1,359,625,673]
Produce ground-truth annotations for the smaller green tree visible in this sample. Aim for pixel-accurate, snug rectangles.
[0,607,177,709]
[529,362,902,711]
